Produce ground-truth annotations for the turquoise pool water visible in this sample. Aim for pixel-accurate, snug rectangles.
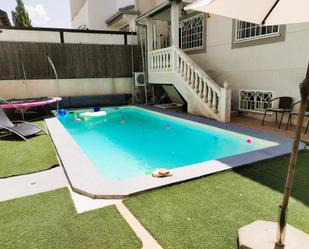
[58,107,276,180]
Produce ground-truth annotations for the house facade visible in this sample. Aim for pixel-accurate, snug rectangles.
[69,0,309,124]
[136,0,309,122]
[70,0,138,31]
[0,9,11,28]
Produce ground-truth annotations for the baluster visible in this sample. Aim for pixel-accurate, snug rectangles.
[164,52,166,71]
[166,52,169,71]
[181,61,185,77]
[189,67,194,85]
[192,73,197,90]
[213,92,218,113]
[157,54,159,72]
[203,82,208,102]
[180,59,184,76]
[196,75,200,93]
[187,67,191,84]
[166,51,169,70]
[177,54,180,72]
[208,87,213,108]
[167,52,170,71]
[156,53,159,71]
[185,64,188,80]
[170,49,173,71]
[199,78,204,97]
[162,52,164,71]
[150,54,153,72]
[185,64,189,81]
[161,52,164,71]
[156,54,159,71]
[182,63,185,78]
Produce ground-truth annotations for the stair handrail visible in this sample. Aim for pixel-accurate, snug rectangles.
[173,46,221,93]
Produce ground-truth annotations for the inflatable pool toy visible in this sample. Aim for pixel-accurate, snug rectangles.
[58,109,66,117]
[94,106,100,112]
[246,139,252,144]
[152,168,172,178]
[80,111,107,117]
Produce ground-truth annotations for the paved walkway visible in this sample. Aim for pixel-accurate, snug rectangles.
[232,116,309,143]
[116,202,163,249]
[0,167,68,202]
[0,166,121,212]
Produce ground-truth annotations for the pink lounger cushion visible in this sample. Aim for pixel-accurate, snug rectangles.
[0,97,62,109]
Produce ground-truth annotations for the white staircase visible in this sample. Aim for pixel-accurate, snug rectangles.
[148,46,231,122]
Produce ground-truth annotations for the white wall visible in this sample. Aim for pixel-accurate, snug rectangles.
[64,32,125,45]
[71,0,136,31]
[0,29,137,45]
[70,0,87,20]
[87,0,116,30]
[71,0,89,29]
[0,29,61,43]
[0,78,132,99]
[189,16,309,112]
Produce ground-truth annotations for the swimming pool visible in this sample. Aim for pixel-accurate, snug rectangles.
[58,106,277,180]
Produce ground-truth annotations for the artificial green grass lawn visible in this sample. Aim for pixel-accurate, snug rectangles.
[0,121,58,178]
[124,151,309,249]
[0,188,142,249]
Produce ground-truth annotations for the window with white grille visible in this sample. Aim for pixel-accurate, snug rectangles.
[239,90,273,113]
[180,14,205,52]
[235,20,280,42]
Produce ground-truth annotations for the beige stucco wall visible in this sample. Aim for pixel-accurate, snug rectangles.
[189,15,309,113]
[137,0,167,16]
[0,78,132,99]
[70,0,86,20]
[71,0,89,29]
[71,0,136,31]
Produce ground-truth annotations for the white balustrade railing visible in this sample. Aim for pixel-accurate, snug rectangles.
[148,46,231,122]
[148,47,174,72]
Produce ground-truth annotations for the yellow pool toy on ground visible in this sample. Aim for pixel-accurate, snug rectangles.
[152,168,173,178]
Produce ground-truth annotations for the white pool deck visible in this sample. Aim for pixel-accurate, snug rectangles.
[0,166,120,213]
[45,105,305,199]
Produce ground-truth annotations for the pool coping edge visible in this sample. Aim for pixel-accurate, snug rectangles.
[45,105,304,199]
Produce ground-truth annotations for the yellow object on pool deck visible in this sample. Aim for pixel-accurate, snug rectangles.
[152,168,173,178]
[80,111,107,117]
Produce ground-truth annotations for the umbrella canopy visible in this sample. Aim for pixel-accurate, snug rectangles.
[185,0,309,25]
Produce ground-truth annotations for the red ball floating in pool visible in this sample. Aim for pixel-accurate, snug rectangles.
[246,139,252,144]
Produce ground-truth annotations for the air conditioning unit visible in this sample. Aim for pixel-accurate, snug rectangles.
[134,72,145,87]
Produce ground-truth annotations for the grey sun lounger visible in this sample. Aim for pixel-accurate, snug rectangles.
[0,108,47,141]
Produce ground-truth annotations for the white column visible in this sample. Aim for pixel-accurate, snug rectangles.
[171,1,180,48]
[146,18,154,76]
[219,81,232,123]
[146,18,154,52]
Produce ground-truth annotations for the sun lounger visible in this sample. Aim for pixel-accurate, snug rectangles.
[0,108,46,141]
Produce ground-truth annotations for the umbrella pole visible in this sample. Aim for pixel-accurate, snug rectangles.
[276,62,309,246]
